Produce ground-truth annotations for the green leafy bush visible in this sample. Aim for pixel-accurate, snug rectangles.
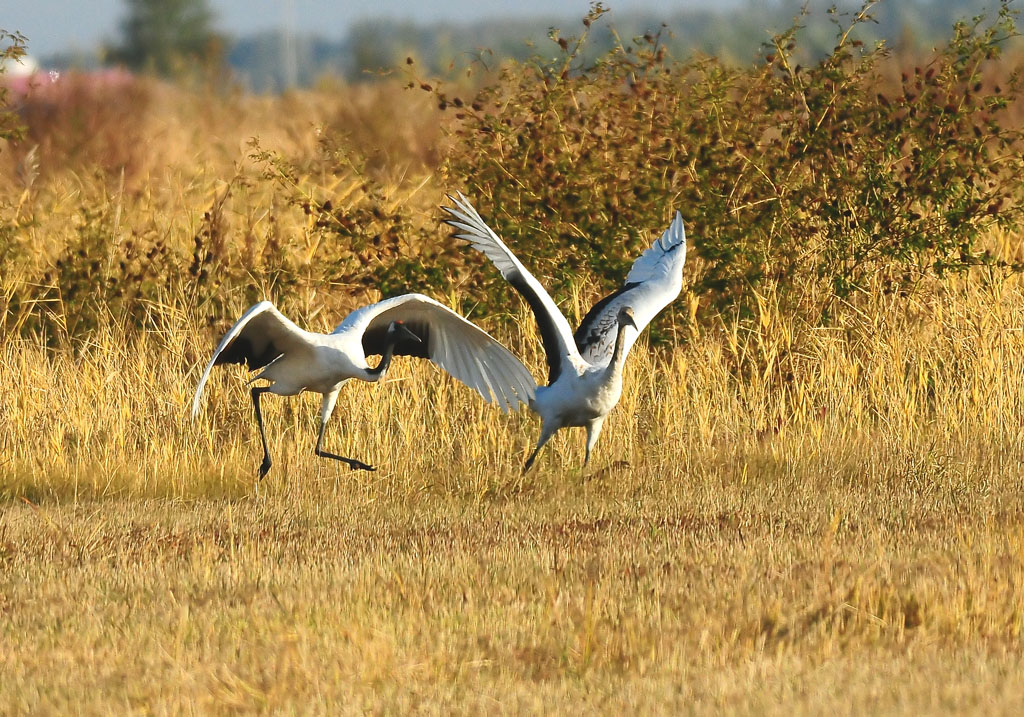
[426,1,1024,320]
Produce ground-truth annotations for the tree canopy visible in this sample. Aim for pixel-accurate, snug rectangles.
[107,0,222,77]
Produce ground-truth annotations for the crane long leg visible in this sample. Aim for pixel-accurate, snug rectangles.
[584,417,606,467]
[523,426,556,473]
[313,389,376,472]
[315,423,376,472]
[251,386,273,479]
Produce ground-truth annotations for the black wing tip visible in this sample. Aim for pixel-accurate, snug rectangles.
[213,337,245,366]
[362,320,432,360]
[213,335,281,370]
[573,281,642,354]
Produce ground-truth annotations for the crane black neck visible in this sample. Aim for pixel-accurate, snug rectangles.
[610,319,631,369]
[366,336,400,379]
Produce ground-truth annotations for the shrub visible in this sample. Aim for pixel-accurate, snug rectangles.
[13,71,151,179]
[5,3,1024,344]
[0,30,27,145]
[425,1,1024,321]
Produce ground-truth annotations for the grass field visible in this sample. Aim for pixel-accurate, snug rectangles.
[4,274,1024,712]
[5,35,1024,712]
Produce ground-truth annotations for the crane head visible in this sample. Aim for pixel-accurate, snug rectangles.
[388,320,422,343]
[617,306,637,331]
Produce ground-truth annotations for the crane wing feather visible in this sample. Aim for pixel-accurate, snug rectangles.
[574,211,687,365]
[442,192,580,385]
[191,302,312,416]
[336,293,536,412]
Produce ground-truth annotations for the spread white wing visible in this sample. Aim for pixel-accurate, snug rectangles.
[442,192,581,385]
[336,293,536,413]
[191,301,313,416]
[573,211,687,365]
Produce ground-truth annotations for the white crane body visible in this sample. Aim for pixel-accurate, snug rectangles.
[193,293,535,477]
[443,193,687,470]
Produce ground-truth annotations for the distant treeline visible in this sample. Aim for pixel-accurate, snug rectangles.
[43,0,1014,90]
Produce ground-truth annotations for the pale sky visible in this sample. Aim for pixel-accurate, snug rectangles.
[5,0,747,58]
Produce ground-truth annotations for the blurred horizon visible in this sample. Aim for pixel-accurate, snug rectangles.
[3,0,1015,91]
[8,0,749,58]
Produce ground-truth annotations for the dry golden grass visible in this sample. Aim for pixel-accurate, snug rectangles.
[3,277,1024,712]
[4,78,1024,713]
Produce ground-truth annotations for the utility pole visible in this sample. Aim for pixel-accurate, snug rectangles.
[281,0,298,88]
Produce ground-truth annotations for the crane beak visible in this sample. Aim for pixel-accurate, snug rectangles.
[621,310,638,331]
[395,323,422,343]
